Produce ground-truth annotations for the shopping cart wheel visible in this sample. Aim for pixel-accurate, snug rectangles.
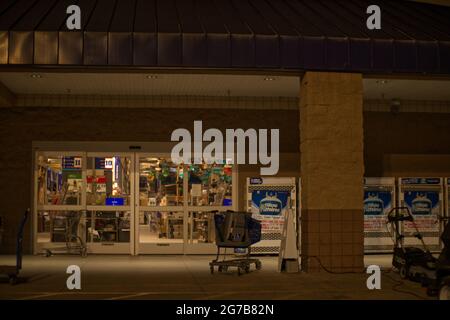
[81,247,88,258]
[244,265,250,273]
[256,261,262,270]
[44,249,52,257]
[237,267,242,276]
[210,266,214,274]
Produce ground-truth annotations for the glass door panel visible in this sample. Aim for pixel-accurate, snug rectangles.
[87,211,131,243]
[139,211,184,243]
[185,211,217,254]
[135,154,185,254]
[36,153,84,207]
[36,210,87,249]
[86,155,132,207]
[187,163,233,207]
[137,210,185,254]
[139,157,184,208]
[34,152,86,254]
[85,153,133,254]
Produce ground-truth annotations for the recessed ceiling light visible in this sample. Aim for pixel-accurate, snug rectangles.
[146,75,159,80]
[30,73,42,79]
[264,76,275,81]
[376,80,388,85]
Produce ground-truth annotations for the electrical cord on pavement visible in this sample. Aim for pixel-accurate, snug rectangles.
[301,254,430,299]
[300,254,366,274]
[382,271,430,300]
[300,255,396,274]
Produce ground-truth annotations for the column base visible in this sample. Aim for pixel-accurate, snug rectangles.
[300,209,365,273]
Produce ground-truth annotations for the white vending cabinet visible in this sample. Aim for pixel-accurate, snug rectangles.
[363,177,396,253]
[398,177,444,251]
[246,177,298,254]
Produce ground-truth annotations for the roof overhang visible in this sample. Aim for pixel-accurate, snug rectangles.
[0,0,450,75]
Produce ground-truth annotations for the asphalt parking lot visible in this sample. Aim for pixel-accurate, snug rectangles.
[0,254,432,300]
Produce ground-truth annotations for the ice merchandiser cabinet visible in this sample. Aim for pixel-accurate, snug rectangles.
[398,177,444,251]
[364,177,396,253]
[246,177,297,254]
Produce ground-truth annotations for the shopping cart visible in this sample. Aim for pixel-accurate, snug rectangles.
[209,210,262,275]
[43,211,87,257]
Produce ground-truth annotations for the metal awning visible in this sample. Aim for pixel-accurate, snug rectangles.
[0,0,449,74]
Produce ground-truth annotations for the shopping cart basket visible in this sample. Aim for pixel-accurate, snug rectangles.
[209,211,262,275]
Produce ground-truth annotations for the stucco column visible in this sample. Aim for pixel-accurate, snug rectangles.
[300,72,364,273]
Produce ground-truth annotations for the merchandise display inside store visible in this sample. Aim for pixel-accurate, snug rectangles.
[187,163,233,206]
[139,158,184,207]
[37,155,83,206]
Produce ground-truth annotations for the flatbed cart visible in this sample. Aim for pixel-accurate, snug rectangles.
[0,208,29,285]
[209,211,262,275]
[43,210,87,257]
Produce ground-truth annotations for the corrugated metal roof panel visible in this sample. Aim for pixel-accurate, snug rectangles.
[0,0,449,74]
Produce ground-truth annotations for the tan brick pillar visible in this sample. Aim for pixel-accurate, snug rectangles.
[300,72,364,273]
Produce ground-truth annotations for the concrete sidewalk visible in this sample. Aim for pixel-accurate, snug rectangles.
[0,255,432,300]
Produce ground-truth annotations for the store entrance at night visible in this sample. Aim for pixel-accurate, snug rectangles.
[33,144,237,255]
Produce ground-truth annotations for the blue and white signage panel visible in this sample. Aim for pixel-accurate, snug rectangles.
[364,191,392,216]
[251,190,289,233]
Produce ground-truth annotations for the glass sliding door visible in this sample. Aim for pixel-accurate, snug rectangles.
[85,153,134,254]
[34,152,86,254]
[34,148,238,255]
[135,156,237,254]
[184,162,235,254]
[34,150,134,255]
[135,155,185,254]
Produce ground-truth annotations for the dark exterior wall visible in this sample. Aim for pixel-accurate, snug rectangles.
[0,107,299,253]
[1,107,450,253]
[363,112,450,176]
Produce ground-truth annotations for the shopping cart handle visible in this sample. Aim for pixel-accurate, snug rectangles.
[387,206,413,222]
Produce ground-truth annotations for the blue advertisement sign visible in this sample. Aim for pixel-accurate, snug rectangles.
[95,157,113,170]
[364,191,392,216]
[251,190,289,216]
[403,191,439,215]
[95,158,105,169]
[62,157,82,170]
[106,198,124,206]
